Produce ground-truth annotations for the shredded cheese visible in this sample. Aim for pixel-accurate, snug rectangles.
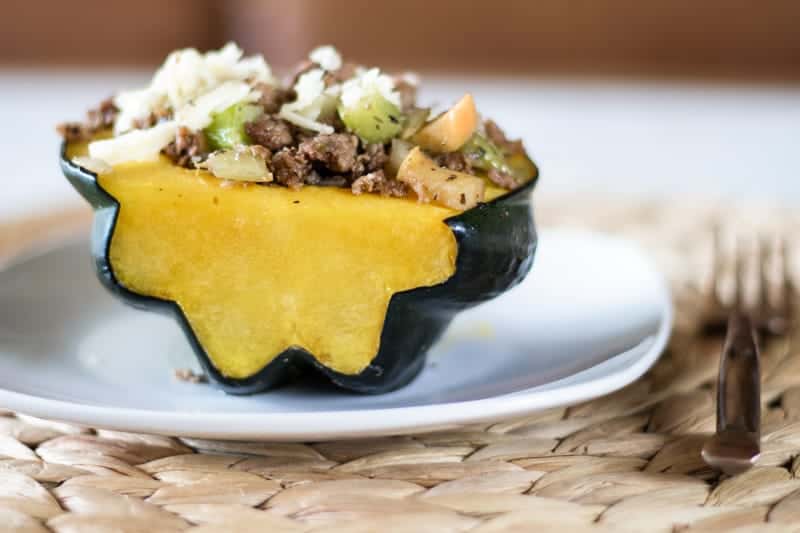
[309,45,342,71]
[89,121,178,166]
[340,68,401,109]
[278,69,336,134]
[278,108,334,135]
[113,42,274,135]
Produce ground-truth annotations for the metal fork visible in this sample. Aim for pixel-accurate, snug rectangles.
[701,234,794,475]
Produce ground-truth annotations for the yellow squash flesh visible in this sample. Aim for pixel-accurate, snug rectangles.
[96,158,462,379]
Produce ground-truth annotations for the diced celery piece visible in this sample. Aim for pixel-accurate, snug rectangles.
[338,92,403,144]
[204,103,263,150]
[386,138,414,178]
[199,148,272,182]
[461,134,509,173]
[461,133,535,183]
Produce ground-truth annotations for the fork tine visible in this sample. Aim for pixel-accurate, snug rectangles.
[702,223,729,333]
[779,236,794,330]
[758,237,771,316]
[710,223,723,307]
[734,238,747,313]
[756,235,794,336]
[781,237,794,298]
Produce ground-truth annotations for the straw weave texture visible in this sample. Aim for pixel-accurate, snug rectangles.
[1,197,799,533]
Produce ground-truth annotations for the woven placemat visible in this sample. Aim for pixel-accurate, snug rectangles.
[2,197,800,533]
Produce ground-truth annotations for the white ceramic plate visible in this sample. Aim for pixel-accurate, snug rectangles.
[0,229,671,441]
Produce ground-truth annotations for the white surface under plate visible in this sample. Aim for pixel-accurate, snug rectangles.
[0,229,671,441]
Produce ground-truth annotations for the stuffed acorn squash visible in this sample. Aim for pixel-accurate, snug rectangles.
[58,43,538,394]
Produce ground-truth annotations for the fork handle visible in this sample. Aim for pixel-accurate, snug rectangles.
[717,313,761,438]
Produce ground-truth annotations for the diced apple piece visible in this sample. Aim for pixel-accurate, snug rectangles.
[397,147,485,210]
[198,147,273,182]
[412,94,478,152]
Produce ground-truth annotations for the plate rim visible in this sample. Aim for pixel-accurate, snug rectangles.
[0,230,672,441]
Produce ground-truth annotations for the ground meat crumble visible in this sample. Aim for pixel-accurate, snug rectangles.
[267,133,401,192]
[245,116,294,151]
[163,127,209,168]
[485,119,524,156]
[254,83,292,114]
[353,143,388,176]
[351,170,408,197]
[487,168,521,189]
[482,120,528,188]
[300,134,358,173]
[57,98,119,142]
[271,147,314,189]
[132,106,173,130]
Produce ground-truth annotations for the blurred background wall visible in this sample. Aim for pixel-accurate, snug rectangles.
[2,0,798,81]
[1,0,798,221]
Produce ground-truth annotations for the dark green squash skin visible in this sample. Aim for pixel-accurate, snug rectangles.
[60,143,538,394]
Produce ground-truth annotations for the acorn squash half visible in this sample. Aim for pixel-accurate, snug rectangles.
[60,142,538,394]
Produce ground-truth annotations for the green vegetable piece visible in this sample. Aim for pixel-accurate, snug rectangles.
[461,134,509,173]
[461,133,535,184]
[338,92,403,144]
[205,103,263,151]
